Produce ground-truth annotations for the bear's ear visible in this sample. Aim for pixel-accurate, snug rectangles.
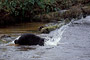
[14,40,18,44]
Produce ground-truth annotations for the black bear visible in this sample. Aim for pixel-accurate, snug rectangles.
[14,33,44,46]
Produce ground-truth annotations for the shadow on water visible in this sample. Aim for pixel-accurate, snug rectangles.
[15,46,37,51]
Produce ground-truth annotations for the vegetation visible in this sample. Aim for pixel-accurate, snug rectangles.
[55,0,90,9]
[0,0,90,26]
[0,0,90,16]
[0,0,58,17]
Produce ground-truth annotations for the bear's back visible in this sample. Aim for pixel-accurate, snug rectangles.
[18,33,42,45]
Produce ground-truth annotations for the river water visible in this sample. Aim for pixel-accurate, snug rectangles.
[0,22,48,34]
[0,22,47,38]
[0,16,90,60]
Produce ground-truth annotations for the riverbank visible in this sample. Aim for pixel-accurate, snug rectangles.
[0,0,90,26]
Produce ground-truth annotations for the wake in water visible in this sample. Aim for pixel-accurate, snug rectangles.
[44,24,69,46]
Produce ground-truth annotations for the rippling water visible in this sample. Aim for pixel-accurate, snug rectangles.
[44,24,68,46]
[1,16,90,60]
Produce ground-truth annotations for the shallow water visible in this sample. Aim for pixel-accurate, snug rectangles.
[0,22,47,34]
[0,16,90,60]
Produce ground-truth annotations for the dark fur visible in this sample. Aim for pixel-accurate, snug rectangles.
[14,33,44,46]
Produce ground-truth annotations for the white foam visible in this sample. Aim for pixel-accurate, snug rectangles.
[45,24,68,46]
[15,36,21,40]
[4,36,21,46]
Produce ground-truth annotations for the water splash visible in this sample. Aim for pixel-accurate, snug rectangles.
[45,16,90,46]
[45,24,69,46]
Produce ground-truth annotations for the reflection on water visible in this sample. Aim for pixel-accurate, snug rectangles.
[16,46,36,51]
[0,22,47,34]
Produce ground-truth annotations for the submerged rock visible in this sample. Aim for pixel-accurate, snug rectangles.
[39,21,65,33]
